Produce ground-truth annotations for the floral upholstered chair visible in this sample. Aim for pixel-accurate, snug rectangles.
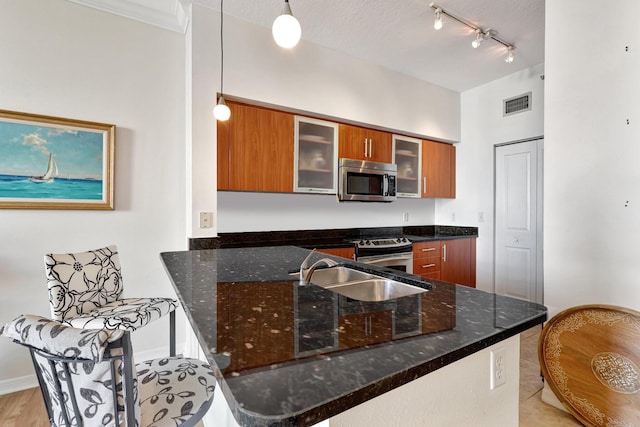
[45,245,179,355]
[1,314,215,427]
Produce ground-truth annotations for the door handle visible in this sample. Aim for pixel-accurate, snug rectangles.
[443,244,447,262]
[421,247,436,252]
[423,263,436,268]
[363,139,368,157]
[423,177,426,194]
[368,139,372,158]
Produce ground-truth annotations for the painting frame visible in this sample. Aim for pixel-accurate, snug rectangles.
[0,109,115,210]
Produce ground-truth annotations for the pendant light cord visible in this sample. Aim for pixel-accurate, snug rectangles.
[220,0,224,96]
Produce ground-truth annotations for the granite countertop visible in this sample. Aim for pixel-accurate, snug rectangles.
[160,246,546,427]
[189,225,478,250]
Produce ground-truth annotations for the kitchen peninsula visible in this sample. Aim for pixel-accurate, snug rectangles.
[161,245,546,426]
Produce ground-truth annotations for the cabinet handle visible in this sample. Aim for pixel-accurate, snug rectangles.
[423,177,426,194]
[421,247,436,252]
[364,139,368,157]
[422,263,436,268]
[368,139,372,158]
[443,244,447,262]
[364,316,372,335]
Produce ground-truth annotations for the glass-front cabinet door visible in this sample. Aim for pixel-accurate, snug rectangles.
[294,116,338,193]
[392,135,422,198]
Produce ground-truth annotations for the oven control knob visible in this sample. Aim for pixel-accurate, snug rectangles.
[373,241,379,245]
[359,240,366,245]
[365,240,371,245]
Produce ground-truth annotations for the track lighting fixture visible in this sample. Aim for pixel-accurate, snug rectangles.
[213,0,230,121]
[433,8,443,30]
[429,2,516,63]
[272,0,301,49]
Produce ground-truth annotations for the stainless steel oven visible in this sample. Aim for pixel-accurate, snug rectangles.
[354,237,413,274]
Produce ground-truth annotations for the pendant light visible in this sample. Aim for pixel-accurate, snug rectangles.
[213,0,231,121]
[272,0,301,49]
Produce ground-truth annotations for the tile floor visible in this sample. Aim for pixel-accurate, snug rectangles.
[518,325,582,426]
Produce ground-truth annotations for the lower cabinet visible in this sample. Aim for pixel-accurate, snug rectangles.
[441,238,476,287]
[338,311,392,349]
[413,238,476,288]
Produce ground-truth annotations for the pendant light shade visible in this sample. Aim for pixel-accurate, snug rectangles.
[214,95,231,121]
[272,0,301,49]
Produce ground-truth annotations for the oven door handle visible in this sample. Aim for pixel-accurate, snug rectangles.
[360,254,412,265]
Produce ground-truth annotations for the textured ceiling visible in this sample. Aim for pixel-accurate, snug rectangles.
[70,0,545,92]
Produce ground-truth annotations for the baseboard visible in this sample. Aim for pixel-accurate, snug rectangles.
[0,374,39,395]
[0,342,185,396]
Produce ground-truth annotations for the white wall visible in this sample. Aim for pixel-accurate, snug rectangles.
[0,0,186,390]
[442,65,545,292]
[188,8,460,234]
[544,0,640,316]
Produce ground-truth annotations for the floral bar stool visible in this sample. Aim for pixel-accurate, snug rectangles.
[1,314,215,427]
[45,245,179,356]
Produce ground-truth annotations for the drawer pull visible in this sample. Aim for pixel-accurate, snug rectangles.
[422,264,436,268]
[421,247,437,252]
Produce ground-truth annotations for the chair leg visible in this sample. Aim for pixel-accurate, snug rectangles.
[122,332,137,427]
[170,310,176,356]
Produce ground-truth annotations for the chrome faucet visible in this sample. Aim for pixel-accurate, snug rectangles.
[299,250,338,284]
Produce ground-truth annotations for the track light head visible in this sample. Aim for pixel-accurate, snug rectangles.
[472,29,484,48]
[505,46,515,63]
[434,8,443,30]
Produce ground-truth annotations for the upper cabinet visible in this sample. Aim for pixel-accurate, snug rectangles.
[217,101,294,192]
[338,124,392,163]
[294,116,338,194]
[422,139,456,199]
[392,135,422,198]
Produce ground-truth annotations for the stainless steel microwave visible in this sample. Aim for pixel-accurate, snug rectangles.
[338,158,397,202]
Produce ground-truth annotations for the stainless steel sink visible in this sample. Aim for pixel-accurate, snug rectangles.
[323,279,426,302]
[291,266,427,302]
[304,266,376,286]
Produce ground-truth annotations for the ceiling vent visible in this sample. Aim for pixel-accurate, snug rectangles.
[503,92,531,116]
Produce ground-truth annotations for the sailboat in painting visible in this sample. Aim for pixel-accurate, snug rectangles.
[29,153,59,183]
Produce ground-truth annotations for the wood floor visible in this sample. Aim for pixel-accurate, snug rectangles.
[0,386,48,427]
[0,326,580,426]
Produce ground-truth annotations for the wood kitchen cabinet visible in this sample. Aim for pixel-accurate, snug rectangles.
[338,311,393,349]
[339,124,392,163]
[316,246,355,260]
[422,139,456,199]
[217,101,294,192]
[412,240,441,280]
[413,238,476,288]
[441,238,476,288]
[217,282,294,371]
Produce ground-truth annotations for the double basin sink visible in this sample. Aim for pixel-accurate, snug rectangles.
[294,266,428,302]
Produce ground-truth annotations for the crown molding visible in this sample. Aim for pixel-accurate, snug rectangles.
[67,0,189,33]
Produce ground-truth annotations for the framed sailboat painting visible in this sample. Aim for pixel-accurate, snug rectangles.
[0,110,115,209]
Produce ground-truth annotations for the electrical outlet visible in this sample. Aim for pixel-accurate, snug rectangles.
[403,212,409,223]
[451,212,456,222]
[490,347,506,389]
[199,212,213,229]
